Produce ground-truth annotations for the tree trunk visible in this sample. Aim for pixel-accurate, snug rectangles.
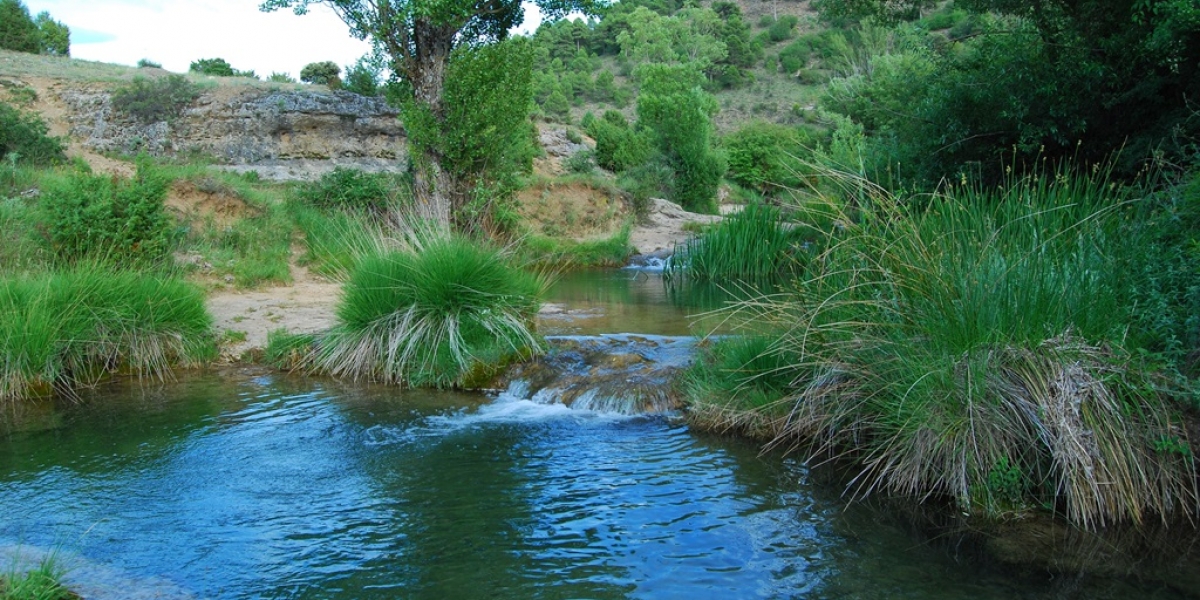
[404,19,464,230]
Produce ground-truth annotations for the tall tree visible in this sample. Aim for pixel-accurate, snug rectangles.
[0,0,38,54]
[261,0,599,232]
[34,11,68,56]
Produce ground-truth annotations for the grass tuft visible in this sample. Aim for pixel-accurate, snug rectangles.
[316,229,547,388]
[0,267,214,402]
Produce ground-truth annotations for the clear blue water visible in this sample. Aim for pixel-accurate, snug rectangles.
[2,373,1196,599]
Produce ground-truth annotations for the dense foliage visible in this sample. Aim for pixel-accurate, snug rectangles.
[0,100,64,165]
[110,75,202,123]
[300,60,341,88]
[290,167,405,213]
[815,0,1200,185]
[0,268,213,402]
[262,0,598,232]
[685,171,1200,527]
[38,161,174,266]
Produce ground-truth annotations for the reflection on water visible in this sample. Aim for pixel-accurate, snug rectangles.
[539,270,750,336]
[0,373,1197,599]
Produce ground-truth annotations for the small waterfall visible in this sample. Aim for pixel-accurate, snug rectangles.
[624,251,673,272]
[498,334,697,415]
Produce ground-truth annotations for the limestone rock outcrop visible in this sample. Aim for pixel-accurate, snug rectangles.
[59,84,406,167]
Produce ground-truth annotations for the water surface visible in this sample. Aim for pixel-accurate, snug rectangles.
[1,373,1196,599]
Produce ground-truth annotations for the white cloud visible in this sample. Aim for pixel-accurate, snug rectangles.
[22,0,373,79]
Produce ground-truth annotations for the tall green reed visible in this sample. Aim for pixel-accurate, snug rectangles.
[686,168,1198,527]
[665,202,801,284]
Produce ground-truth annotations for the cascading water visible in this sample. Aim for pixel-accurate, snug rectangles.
[497,334,699,415]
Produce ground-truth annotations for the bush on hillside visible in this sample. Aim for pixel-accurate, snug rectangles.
[0,100,65,165]
[38,161,174,266]
[189,57,235,77]
[300,61,341,89]
[111,75,202,123]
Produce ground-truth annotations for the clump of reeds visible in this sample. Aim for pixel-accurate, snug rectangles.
[685,168,1200,528]
[665,202,801,284]
[0,267,214,402]
[315,228,547,388]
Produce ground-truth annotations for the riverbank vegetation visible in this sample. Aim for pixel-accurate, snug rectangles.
[0,268,213,403]
[685,170,1200,527]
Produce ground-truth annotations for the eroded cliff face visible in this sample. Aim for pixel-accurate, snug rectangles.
[59,83,406,168]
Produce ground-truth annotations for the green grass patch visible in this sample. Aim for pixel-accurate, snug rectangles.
[0,553,73,600]
[316,231,547,388]
[0,267,214,402]
[516,224,633,269]
[685,169,1200,528]
[264,329,316,371]
[287,203,384,278]
[185,203,293,287]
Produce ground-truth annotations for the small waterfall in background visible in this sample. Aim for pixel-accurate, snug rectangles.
[497,334,698,415]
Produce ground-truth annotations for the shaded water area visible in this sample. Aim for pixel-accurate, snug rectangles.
[1,271,1198,599]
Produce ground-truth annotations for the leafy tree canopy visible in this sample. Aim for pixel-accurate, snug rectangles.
[261,0,601,232]
[34,11,68,56]
[0,0,39,53]
[190,57,236,77]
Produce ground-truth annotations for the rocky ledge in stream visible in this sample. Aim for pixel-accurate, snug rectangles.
[496,334,699,415]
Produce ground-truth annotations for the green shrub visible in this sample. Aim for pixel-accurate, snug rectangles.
[778,37,813,73]
[34,11,68,56]
[343,55,382,96]
[723,121,822,195]
[38,160,174,266]
[766,15,798,43]
[300,61,341,89]
[189,57,235,77]
[267,72,297,83]
[136,58,161,68]
[111,75,202,123]
[565,149,596,174]
[0,267,213,402]
[316,231,546,388]
[291,167,405,213]
[618,159,675,219]
[0,100,64,165]
[637,64,725,214]
[586,111,654,173]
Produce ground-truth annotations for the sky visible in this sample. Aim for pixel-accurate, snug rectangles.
[21,0,548,80]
